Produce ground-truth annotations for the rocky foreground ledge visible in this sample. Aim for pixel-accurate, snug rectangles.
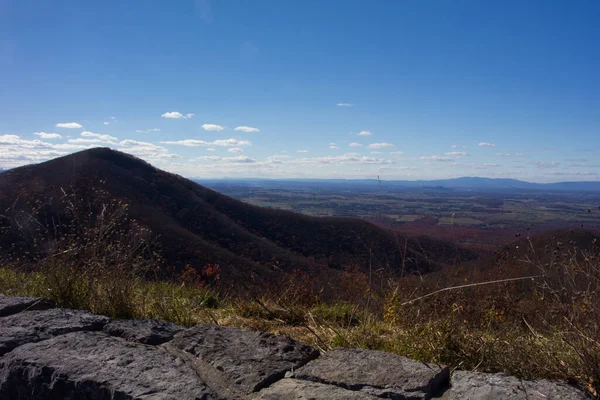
[0,295,590,400]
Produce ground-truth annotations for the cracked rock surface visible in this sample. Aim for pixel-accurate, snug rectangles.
[295,348,449,399]
[0,296,591,399]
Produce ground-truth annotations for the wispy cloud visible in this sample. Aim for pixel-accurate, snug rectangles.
[161,111,194,119]
[228,148,244,153]
[534,161,560,169]
[34,132,62,139]
[295,153,395,166]
[357,130,372,136]
[329,142,339,149]
[118,140,179,162]
[367,142,394,149]
[234,126,260,133]
[161,138,251,147]
[496,153,527,157]
[68,132,118,145]
[193,155,256,163]
[336,103,353,107]
[136,128,161,133]
[297,150,309,153]
[389,151,404,155]
[478,142,496,147]
[0,134,97,168]
[202,123,224,131]
[545,171,598,176]
[349,143,362,147]
[420,155,452,162]
[445,151,469,157]
[56,122,83,129]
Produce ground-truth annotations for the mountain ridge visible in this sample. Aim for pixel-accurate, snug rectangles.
[0,148,474,283]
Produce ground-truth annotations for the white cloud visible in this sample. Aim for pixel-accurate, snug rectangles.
[66,132,118,145]
[202,124,224,131]
[389,151,404,155]
[367,142,394,149]
[357,130,372,136]
[161,139,210,147]
[206,148,216,151]
[329,142,339,149]
[161,138,251,147]
[349,143,362,147]
[420,156,452,162]
[234,126,260,133]
[478,142,496,147]
[56,122,83,129]
[266,155,290,164]
[228,148,244,153]
[297,150,308,153]
[336,103,353,107]
[213,139,251,147]
[136,128,161,133]
[295,153,394,166]
[193,155,256,163]
[496,153,527,157]
[104,122,110,125]
[0,134,98,168]
[34,132,62,139]
[483,163,501,167]
[161,112,194,119]
[117,140,179,162]
[445,151,469,157]
[534,161,560,169]
[545,171,598,177]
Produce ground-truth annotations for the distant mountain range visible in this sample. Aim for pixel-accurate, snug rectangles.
[2,164,598,191]
[198,177,600,192]
[0,148,474,282]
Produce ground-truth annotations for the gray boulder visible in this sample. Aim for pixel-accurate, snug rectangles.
[295,348,449,399]
[0,331,221,400]
[103,318,184,345]
[170,324,319,395]
[0,294,53,317]
[253,378,379,399]
[442,370,590,400]
[0,308,110,356]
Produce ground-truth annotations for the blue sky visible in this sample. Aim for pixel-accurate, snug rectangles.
[1,0,599,182]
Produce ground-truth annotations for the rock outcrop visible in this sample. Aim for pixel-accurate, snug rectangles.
[0,296,591,400]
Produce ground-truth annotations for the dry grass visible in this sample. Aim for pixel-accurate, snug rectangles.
[1,192,599,397]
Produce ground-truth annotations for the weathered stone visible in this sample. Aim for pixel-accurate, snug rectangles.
[253,378,379,399]
[442,371,590,400]
[104,318,184,345]
[0,331,221,400]
[170,324,319,395]
[0,294,53,317]
[295,348,449,399]
[0,308,110,356]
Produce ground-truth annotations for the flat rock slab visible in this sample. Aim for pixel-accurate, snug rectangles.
[295,348,449,399]
[0,331,221,400]
[442,371,590,400]
[170,324,319,395]
[0,308,110,356]
[253,378,379,399]
[0,294,53,317]
[104,318,184,345]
